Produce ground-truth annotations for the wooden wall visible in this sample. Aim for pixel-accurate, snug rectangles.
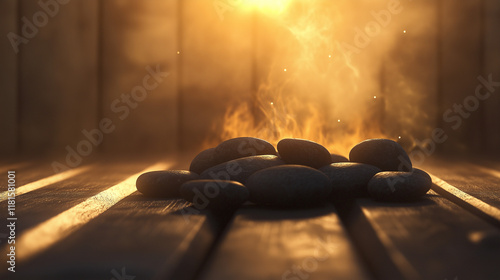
[0,0,18,155]
[0,0,499,157]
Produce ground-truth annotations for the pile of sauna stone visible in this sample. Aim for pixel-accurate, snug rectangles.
[136,137,432,210]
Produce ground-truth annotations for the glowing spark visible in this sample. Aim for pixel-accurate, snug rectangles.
[403,30,407,34]
[270,102,274,105]
[284,68,287,72]
[374,96,377,99]
[337,119,341,123]
[177,51,180,54]
[328,54,332,58]
[398,136,402,139]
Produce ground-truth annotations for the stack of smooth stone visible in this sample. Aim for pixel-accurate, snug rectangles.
[136,137,432,210]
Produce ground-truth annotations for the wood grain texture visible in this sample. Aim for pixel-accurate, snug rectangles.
[14,197,226,280]
[0,0,18,155]
[355,195,500,280]
[180,0,253,149]
[100,0,178,155]
[199,205,372,280]
[422,157,500,212]
[18,0,99,154]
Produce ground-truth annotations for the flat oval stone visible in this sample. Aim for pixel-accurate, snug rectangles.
[180,180,249,210]
[214,137,277,164]
[189,148,217,174]
[349,139,412,171]
[136,170,199,198]
[331,154,349,163]
[320,162,381,198]
[277,138,332,168]
[246,165,331,207]
[367,168,432,201]
[200,155,284,184]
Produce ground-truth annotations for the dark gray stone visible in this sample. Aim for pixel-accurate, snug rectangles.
[200,155,284,184]
[246,165,331,207]
[277,138,332,168]
[189,148,216,174]
[214,137,277,164]
[320,162,381,198]
[349,139,412,171]
[136,170,199,198]
[367,168,432,201]
[180,180,249,210]
[331,154,349,163]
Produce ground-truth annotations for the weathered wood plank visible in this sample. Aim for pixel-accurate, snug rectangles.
[12,198,228,280]
[0,0,18,155]
[350,194,500,280]
[0,161,152,231]
[101,0,178,155]
[18,0,99,154]
[180,0,253,149]
[199,205,372,280]
[422,158,500,215]
[0,161,182,280]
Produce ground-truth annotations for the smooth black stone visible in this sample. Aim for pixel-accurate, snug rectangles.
[320,162,381,198]
[200,155,284,184]
[136,170,199,198]
[331,154,349,163]
[367,168,432,201]
[349,139,412,171]
[246,165,331,207]
[189,148,217,174]
[180,180,249,210]
[214,137,277,164]
[277,138,332,168]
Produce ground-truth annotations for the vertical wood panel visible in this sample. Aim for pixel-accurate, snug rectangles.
[440,0,483,153]
[483,0,500,155]
[101,0,178,154]
[19,0,99,155]
[383,0,439,152]
[0,0,18,155]
[181,0,253,150]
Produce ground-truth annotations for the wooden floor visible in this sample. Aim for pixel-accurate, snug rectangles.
[1,155,500,280]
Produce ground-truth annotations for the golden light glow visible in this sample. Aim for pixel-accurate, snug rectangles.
[240,0,291,13]
[208,0,405,155]
[0,166,91,202]
[5,163,170,263]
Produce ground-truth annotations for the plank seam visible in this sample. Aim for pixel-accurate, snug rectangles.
[429,173,500,228]
[0,162,170,263]
[0,165,92,202]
